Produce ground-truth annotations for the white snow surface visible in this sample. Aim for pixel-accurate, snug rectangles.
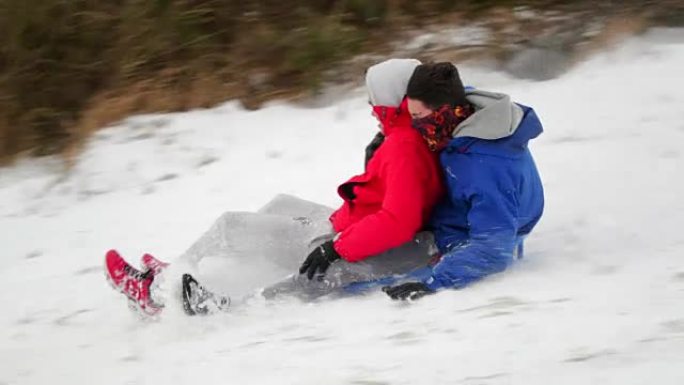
[1,29,684,384]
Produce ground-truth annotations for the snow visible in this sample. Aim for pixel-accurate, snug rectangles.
[1,28,684,384]
[401,25,492,51]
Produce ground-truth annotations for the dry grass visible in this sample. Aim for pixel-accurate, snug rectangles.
[578,13,650,58]
[0,0,680,167]
[0,0,376,165]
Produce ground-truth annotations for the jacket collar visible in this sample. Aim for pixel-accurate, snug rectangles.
[372,98,413,136]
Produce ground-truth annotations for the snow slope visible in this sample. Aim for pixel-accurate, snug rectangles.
[1,28,683,385]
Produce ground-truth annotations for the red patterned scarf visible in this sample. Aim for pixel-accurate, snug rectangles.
[412,104,474,152]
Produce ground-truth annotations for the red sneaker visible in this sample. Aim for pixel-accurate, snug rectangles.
[141,253,170,275]
[105,250,163,316]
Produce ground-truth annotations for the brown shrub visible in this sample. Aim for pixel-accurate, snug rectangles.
[0,0,679,165]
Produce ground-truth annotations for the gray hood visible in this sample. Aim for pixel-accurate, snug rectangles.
[365,58,421,107]
[453,89,525,140]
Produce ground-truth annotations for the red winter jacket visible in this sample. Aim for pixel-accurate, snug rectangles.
[329,99,444,262]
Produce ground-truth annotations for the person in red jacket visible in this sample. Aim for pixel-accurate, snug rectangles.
[105,59,445,316]
[298,58,444,281]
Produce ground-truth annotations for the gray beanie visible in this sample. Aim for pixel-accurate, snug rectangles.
[365,58,421,107]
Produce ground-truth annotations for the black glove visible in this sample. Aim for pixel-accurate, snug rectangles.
[382,282,432,301]
[299,240,341,280]
[364,131,385,169]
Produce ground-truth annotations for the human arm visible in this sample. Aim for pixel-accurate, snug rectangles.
[334,141,433,262]
[424,175,519,291]
[384,161,519,298]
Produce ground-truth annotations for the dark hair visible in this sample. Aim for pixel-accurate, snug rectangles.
[406,62,467,109]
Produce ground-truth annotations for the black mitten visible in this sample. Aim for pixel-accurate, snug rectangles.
[299,240,341,280]
[382,282,433,301]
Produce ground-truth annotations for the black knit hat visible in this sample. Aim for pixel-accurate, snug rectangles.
[407,62,467,108]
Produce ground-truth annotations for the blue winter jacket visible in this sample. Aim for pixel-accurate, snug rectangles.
[423,89,545,291]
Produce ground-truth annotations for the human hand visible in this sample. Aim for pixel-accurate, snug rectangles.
[382,282,432,301]
[299,240,341,280]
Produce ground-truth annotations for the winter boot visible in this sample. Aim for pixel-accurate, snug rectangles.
[141,253,170,275]
[181,273,230,316]
[105,250,163,316]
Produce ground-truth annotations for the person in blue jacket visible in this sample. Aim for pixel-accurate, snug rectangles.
[382,62,545,300]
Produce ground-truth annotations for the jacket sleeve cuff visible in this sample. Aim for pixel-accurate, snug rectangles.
[423,276,442,292]
[332,240,352,263]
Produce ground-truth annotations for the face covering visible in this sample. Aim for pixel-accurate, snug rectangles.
[412,104,473,152]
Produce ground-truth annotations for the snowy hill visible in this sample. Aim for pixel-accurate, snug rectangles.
[1,28,683,385]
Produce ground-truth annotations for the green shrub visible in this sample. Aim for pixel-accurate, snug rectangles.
[343,0,388,26]
[0,0,118,156]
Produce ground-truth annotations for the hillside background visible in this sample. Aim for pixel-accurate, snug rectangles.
[1,0,682,163]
